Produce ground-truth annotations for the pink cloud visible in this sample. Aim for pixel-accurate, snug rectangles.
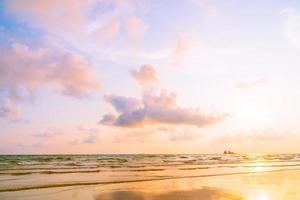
[101,92,225,127]
[33,130,61,138]
[125,16,148,39]
[0,42,100,100]
[4,0,95,39]
[104,95,142,113]
[100,65,228,128]
[83,133,99,144]
[77,125,98,133]
[0,99,21,121]
[77,125,100,144]
[170,35,192,68]
[4,0,148,53]
[130,64,160,86]
[101,114,117,126]
[4,0,138,47]
[94,18,120,44]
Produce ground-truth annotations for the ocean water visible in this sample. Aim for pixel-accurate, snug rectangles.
[0,154,300,192]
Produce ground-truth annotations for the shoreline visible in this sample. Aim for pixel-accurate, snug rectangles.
[1,167,300,193]
[1,168,300,200]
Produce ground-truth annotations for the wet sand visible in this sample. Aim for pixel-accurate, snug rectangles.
[1,169,300,200]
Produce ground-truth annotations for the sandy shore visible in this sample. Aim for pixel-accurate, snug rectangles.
[1,169,300,200]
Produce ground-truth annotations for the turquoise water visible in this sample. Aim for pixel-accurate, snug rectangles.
[0,154,300,192]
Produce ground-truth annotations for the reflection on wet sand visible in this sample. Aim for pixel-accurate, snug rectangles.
[94,187,243,200]
[1,170,300,200]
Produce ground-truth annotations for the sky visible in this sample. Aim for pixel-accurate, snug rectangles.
[0,0,300,154]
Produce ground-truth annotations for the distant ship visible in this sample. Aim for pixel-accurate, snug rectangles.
[223,150,235,154]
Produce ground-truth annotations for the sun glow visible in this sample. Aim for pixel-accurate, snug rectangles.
[248,162,266,172]
[254,194,270,200]
[233,94,271,128]
[234,104,270,128]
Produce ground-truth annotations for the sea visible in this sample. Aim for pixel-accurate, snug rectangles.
[0,154,300,192]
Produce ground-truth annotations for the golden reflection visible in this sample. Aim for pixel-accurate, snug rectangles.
[253,194,270,200]
[252,162,266,172]
[94,187,243,200]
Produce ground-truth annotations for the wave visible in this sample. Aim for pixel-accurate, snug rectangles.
[0,168,167,176]
[1,162,300,176]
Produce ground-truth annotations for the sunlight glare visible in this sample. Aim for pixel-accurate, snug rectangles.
[256,195,270,200]
[233,95,271,128]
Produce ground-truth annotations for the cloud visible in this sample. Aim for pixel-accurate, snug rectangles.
[33,133,52,138]
[0,42,100,100]
[0,99,21,121]
[83,133,99,144]
[77,125,99,134]
[103,95,142,113]
[125,16,148,39]
[4,0,96,39]
[100,65,228,128]
[101,114,117,126]
[32,127,62,138]
[236,78,267,89]
[33,131,61,138]
[77,125,99,144]
[130,64,160,86]
[4,0,147,48]
[94,18,120,44]
[108,92,227,128]
[170,35,192,68]
[281,8,300,47]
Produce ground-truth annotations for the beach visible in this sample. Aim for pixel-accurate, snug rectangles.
[0,154,300,199]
